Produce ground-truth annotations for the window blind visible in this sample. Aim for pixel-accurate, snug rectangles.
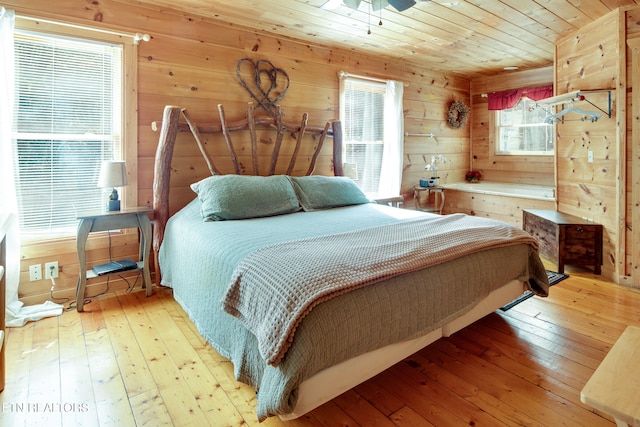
[13,31,122,233]
[342,78,386,194]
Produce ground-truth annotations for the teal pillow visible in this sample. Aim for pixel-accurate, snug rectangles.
[191,175,301,221]
[289,176,371,211]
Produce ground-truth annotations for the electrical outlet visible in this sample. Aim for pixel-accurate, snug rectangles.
[29,264,42,281]
[45,261,59,279]
[588,150,594,163]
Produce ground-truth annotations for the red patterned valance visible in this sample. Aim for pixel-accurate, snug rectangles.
[487,85,553,110]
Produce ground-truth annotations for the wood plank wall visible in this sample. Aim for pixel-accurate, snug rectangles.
[6,0,471,305]
[555,9,623,283]
[627,7,640,288]
[623,7,640,288]
[469,67,555,186]
[467,4,640,288]
[443,190,555,228]
[450,67,557,226]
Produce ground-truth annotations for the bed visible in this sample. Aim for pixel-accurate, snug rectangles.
[151,103,549,421]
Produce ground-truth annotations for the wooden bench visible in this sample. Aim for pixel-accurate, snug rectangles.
[581,325,640,426]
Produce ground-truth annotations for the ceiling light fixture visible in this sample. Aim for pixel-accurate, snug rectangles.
[321,0,427,35]
[321,0,423,12]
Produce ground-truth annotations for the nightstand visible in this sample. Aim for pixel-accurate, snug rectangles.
[75,207,153,311]
[413,186,445,214]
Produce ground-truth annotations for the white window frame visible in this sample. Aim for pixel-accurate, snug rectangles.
[339,74,403,198]
[12,18,138,240]
[494,96,554,156]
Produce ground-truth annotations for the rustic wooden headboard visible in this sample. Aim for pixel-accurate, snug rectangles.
[151,102,343,273]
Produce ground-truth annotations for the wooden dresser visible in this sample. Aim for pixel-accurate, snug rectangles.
[522,209,603,274]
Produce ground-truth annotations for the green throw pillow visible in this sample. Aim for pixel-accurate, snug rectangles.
[191,174,301,221]
[288,176,371,211]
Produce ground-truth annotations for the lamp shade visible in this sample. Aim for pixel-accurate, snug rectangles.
[98,160,128,188]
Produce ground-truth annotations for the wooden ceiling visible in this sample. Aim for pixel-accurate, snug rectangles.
[130,0,639,77]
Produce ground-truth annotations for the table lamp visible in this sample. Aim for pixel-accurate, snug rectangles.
[98,160,128,211]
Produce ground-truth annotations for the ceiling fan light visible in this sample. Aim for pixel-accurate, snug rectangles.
[343,0,362,10]
[388,0,417,11]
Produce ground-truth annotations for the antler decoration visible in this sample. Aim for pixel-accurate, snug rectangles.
[236,58,290,118]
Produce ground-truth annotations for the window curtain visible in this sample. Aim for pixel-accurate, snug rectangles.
[487,85,553,110]
[378,80,403,197]
[0,8,63,326]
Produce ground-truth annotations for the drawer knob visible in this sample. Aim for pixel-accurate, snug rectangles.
[576,226,584,232]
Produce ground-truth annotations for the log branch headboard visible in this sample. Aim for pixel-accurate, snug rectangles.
[151,102,343,275]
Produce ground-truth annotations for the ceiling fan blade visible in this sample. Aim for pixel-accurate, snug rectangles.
[321,0,343,9]
[388,0,416,11]
[371,0,389,11]
[343,0,362,10]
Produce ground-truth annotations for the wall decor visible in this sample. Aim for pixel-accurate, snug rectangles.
[447,100,470,129]
[236,58,290,117]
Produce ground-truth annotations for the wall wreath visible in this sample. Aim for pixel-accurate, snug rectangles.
[447,100,470,129]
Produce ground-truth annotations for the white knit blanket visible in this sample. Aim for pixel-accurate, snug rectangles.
[222,213,539,366]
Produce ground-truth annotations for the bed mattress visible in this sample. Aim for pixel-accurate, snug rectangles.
[159,201,548,420]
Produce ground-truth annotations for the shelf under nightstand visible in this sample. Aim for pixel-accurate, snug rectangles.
[75,207,153,311]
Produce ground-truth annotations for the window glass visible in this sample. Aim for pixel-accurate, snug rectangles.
[341,78,386,195]
[496,97,554,155]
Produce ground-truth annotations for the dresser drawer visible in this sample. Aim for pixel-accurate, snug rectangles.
[564,225,598,241]
[562,226,599,260]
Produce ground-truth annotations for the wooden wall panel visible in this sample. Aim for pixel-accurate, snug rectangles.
[443,191,555,228]
[624,18,640,288]
[555,8,624,281]
[555,17,619,92]
[5,0,469,304]
[470,66,555,186]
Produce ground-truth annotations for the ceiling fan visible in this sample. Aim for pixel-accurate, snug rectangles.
[322,0,421,12]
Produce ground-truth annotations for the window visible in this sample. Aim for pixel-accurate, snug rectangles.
[12,28,124,234]
[341,78,385,194]
[495,97,554,155]
[339,75,403,198]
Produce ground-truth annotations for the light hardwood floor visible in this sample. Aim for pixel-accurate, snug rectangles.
[2,263,639,426]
